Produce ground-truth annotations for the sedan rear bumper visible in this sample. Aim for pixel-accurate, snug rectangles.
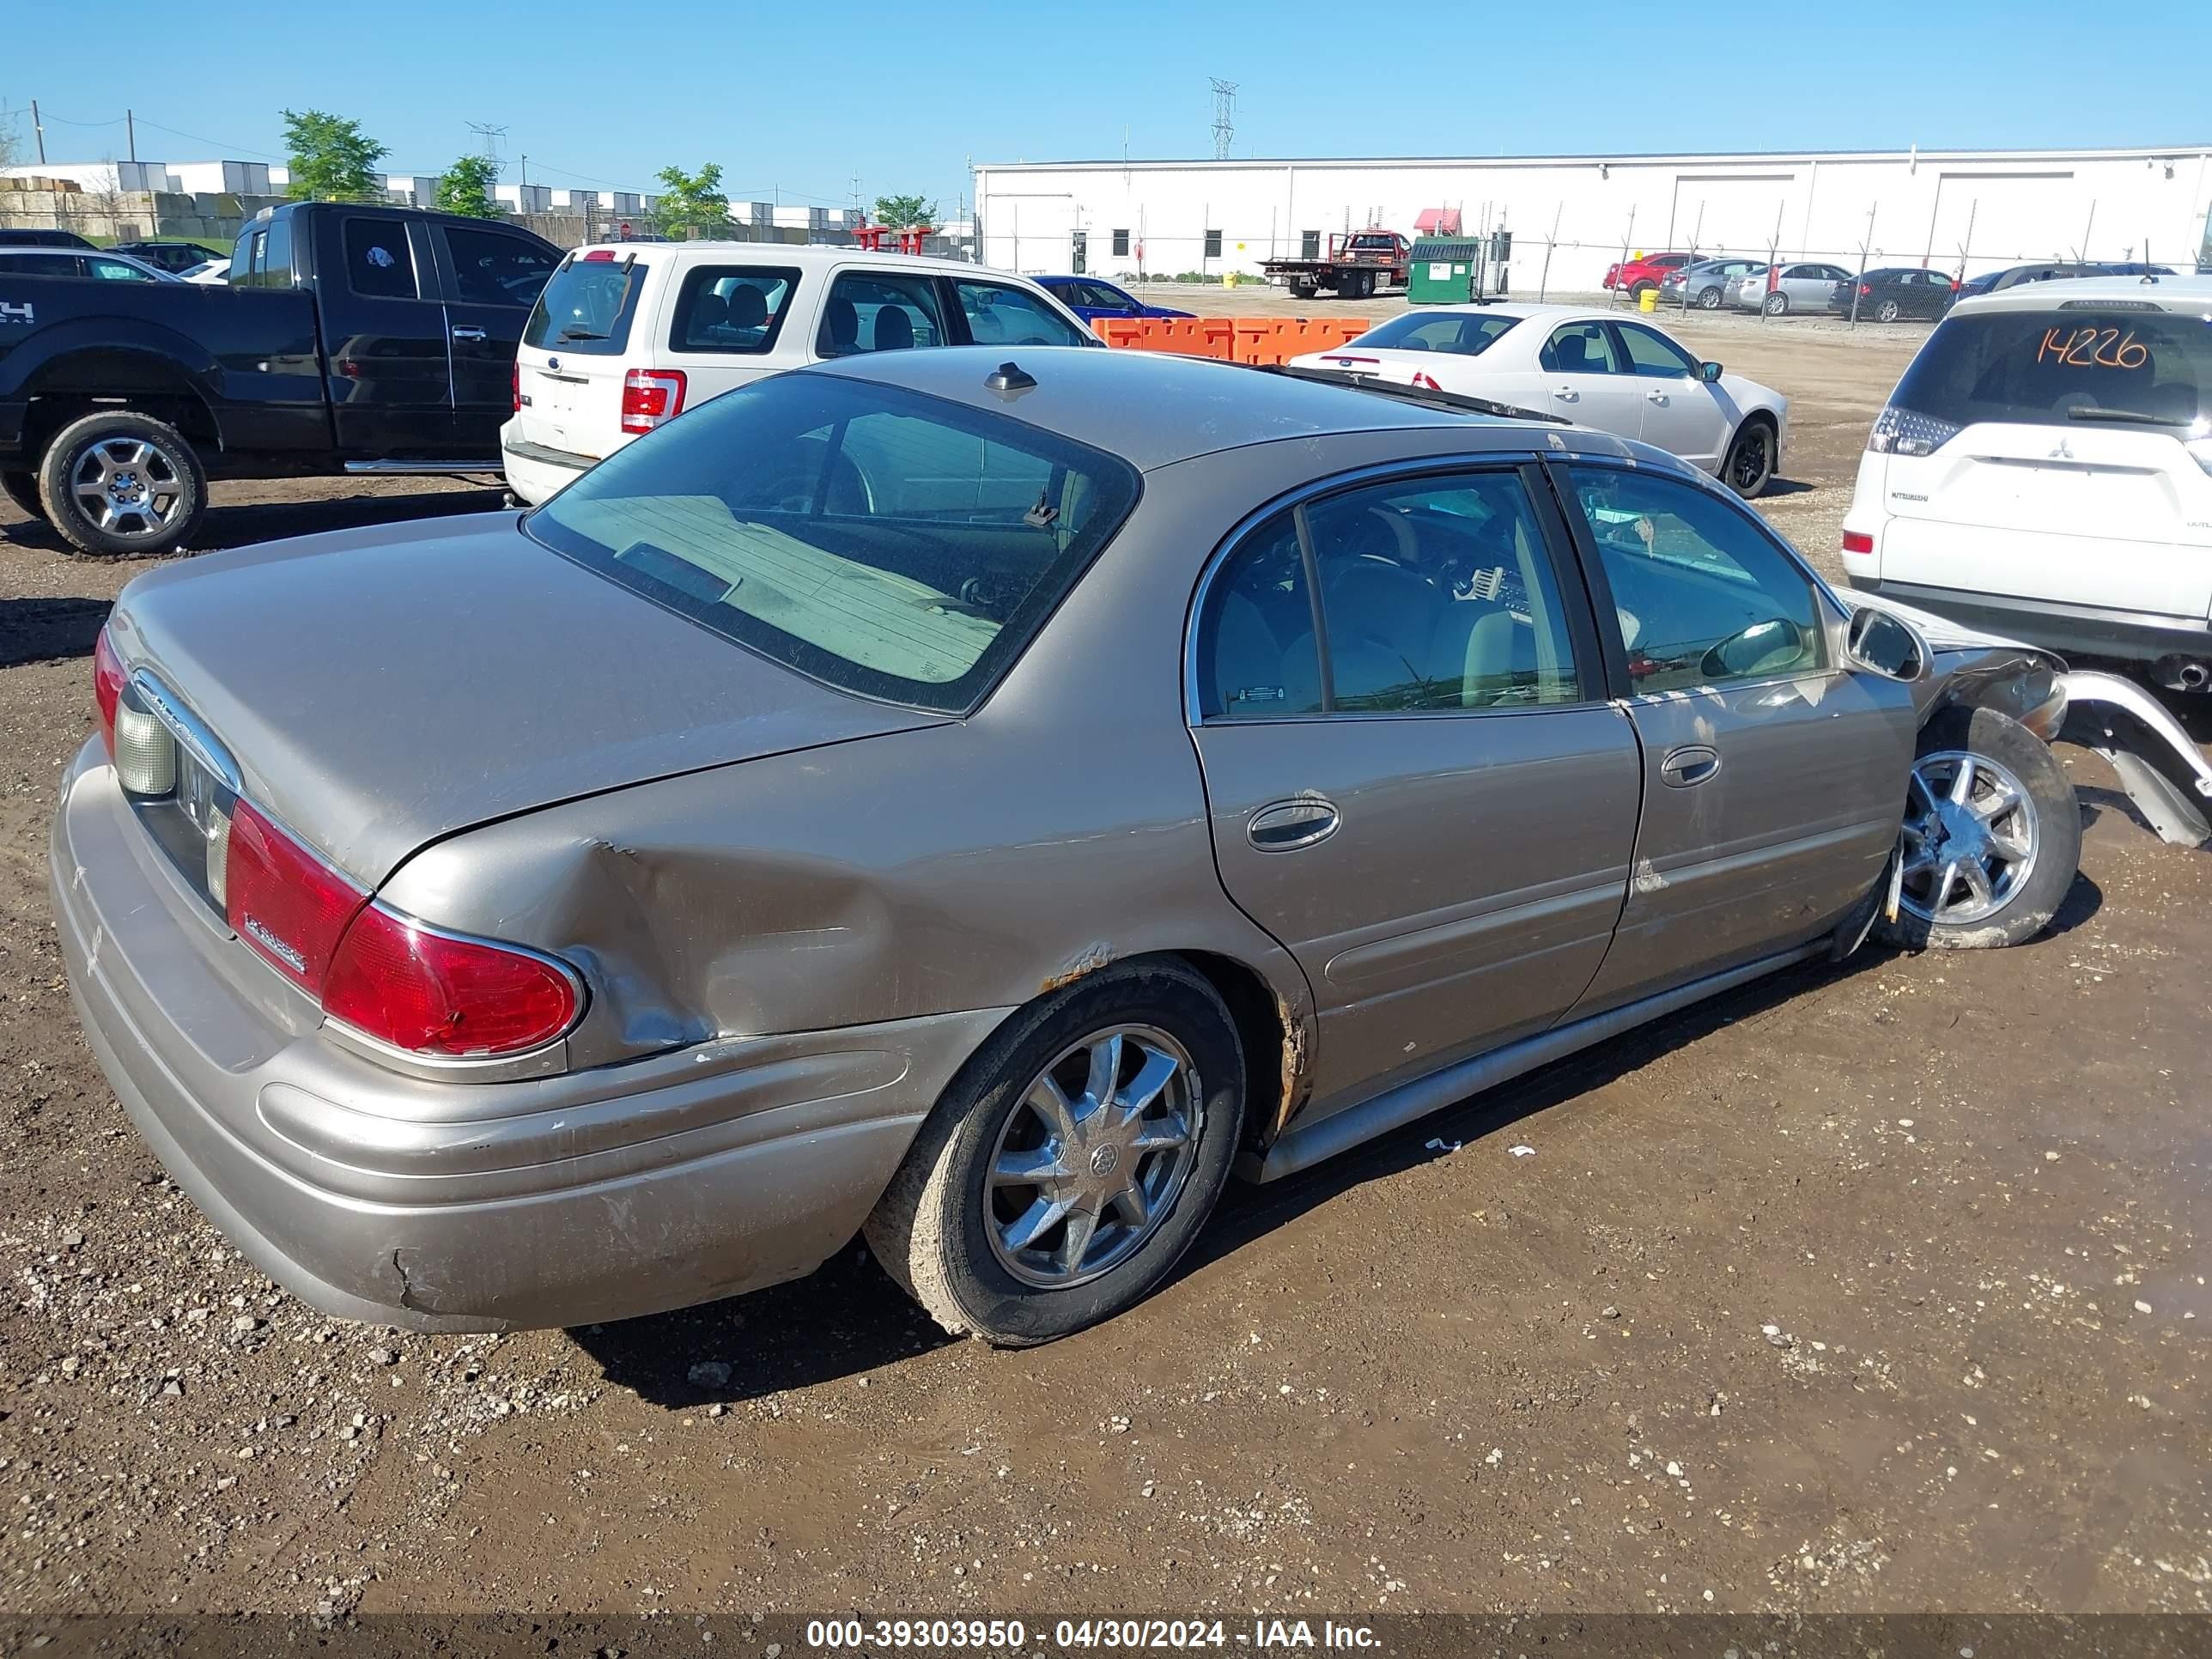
[52,743,1000,1331]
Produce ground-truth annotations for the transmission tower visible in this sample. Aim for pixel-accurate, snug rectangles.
[1209,79,1237,161]
[465,123,508,178]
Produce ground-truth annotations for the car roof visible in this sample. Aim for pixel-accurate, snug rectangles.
[799,344,1569,471]
[1950,273,2212,315]
[570,242,1017,282]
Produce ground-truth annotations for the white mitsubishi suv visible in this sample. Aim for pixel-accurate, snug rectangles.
[501,243,1097,504]
[1840,275,2212,693]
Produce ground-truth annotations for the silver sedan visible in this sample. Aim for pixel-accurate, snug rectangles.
[58,347,2100,1346]
[1735,260,1855,314]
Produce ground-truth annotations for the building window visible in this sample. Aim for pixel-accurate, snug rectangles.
[1300,230,1321,259]
[1111,228,1130,258]
[1204,228,1223,260]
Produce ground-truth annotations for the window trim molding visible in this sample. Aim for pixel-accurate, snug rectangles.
[1184,450,1633,727]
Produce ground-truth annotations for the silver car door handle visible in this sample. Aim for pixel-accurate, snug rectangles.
[1553,386,1577,401]
[1247,797,1340,851]
[451,325,488,342]
[1645,390,1668,404]
[1658,744,1722,787]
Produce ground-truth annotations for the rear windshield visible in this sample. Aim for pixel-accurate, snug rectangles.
[1353,312,1520,355]
[526,373,1142,713]
[523,253,645,354]
[1888,306,2212,435]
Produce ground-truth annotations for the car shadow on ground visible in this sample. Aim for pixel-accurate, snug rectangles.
[0,596,112,668]
[573,945,1938,1408]
[0,485,508,560]
[1759,477,1814,498]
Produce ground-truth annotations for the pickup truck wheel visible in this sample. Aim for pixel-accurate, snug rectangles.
[865,958,1244,1346]
[1,471,43,523]
[37,411,206,558]
[1875,708,2081,951]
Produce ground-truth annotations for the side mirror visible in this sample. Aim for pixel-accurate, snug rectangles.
[1845,607,1928,683]
[1699,361,1723,384]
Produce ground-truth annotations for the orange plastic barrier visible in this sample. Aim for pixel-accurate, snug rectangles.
[1091,315,1373,365]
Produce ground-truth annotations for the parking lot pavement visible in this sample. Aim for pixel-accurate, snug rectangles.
[1,339,2206,1620]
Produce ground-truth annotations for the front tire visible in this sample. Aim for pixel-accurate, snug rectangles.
[1876,708,2080,950]
[865,958,1246,1346]
[1,470,44,523]
[36,410,207,558]
[1723,419,1777,498]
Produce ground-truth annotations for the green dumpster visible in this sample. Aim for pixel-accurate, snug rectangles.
[1408,238,1480,304]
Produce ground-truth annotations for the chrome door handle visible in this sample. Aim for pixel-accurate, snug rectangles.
[451,325,488,342]
[1645,390,1668,404]
[1659,744,1722,787]
[1247,797,1340,851]
[1553,386,1577,401]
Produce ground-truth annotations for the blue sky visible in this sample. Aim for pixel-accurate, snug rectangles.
[6,0,2209,216]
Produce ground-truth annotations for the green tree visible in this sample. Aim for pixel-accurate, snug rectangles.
[281,109,388,202]
[872,193,937,230]
[435,154,502,220]
[653,162,729,240]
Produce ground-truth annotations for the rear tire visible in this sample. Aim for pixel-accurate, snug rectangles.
[864,958,1246,1346]
[1763,290,1790,316]
[1875,298,1902,323]
[1630,279,1656,299]
[1876,708,2080,951]
[1,470,43,524]
[36,410,206,558]
[1698,284,1723,309]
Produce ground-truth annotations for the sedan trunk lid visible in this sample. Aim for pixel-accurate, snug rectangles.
[110,512,942,885]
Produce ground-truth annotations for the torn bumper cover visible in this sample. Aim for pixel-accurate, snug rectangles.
[51,742,1000,1332]
[1849,592,2212,849]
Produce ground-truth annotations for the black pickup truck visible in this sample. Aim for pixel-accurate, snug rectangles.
[0,202,558,556]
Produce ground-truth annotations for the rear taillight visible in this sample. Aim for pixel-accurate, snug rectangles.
[1842,531,1875,555]
[93,628,125,757]
[324,907,580,1058]
[621,368,686,434]
[222,797,580,1057]
[512,360,521,413]
[224,799,368,994]
[1949,279,1961,292]
[1858,283,1872,297]
[1868,404,1960,457]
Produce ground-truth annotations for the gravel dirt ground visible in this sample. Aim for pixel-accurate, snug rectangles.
[0,314,2206,1623]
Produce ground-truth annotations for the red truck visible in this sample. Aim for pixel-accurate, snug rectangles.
[1261,231,1411,301]
[1602,250,1694,296]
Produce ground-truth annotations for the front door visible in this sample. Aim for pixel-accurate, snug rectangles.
[433,222,558,457]
[1552,461,1917,1013]
[1188,465,1643,1114]
[1611,319,1729,471]
[319,213,455,459]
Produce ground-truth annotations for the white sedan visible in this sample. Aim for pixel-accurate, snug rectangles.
[1288,304,1790,497]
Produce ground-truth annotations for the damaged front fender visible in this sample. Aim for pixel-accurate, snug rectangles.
[2057,671,2212,848]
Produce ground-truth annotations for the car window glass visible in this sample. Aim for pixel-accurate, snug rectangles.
[1305,473,1582,712]
[1565,465,1823,693]
[1356,312,1520,356]
[817,272,945,356]
[1540,321,1622,375]
[442,228,556,307]
[343,218,417,300]
[669,265,799,355]
[88,258,152,281]
[954,280,1090,347]
[1614,322,1698,378]
[1196,513,1324,720]
[2,252,79,276]
[1082,282,1130,309]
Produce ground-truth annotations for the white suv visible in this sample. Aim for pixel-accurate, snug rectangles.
[501,243,1097,504]
[1840,276,2212,691]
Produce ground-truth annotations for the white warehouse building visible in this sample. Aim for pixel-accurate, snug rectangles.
[974,144,2212,291]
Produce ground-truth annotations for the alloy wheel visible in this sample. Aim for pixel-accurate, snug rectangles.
[69,436,187,541]
[1728,426,1774,494]
[984,1025,1202,1290]
[1899,750,2040,926]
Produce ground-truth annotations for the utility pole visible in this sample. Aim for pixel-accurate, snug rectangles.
[30,99,45,165]
[126,109,136,163]
[520,155,528,188]
[1849,202,1876,327]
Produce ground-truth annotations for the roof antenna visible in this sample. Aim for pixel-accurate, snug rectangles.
[985,360,1037,393]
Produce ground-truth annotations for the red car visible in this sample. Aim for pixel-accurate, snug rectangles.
[1603,251,1694,295]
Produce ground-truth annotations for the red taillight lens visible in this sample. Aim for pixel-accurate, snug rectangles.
[1842,531,1875,555]
[1858,283,1872,296]
[93,627,126,757]
[512,360,521,412]
[324,905,580,1058]
[621,368,686,434]
[224,799,369,994]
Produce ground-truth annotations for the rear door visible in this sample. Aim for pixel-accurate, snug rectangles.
[1188,464,1642,1113]
[1552,461,1915,1012]
[1535,319,1648,439]
[1875,302,2212,620]
[319,212,456,459]
[432,222,559,456]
